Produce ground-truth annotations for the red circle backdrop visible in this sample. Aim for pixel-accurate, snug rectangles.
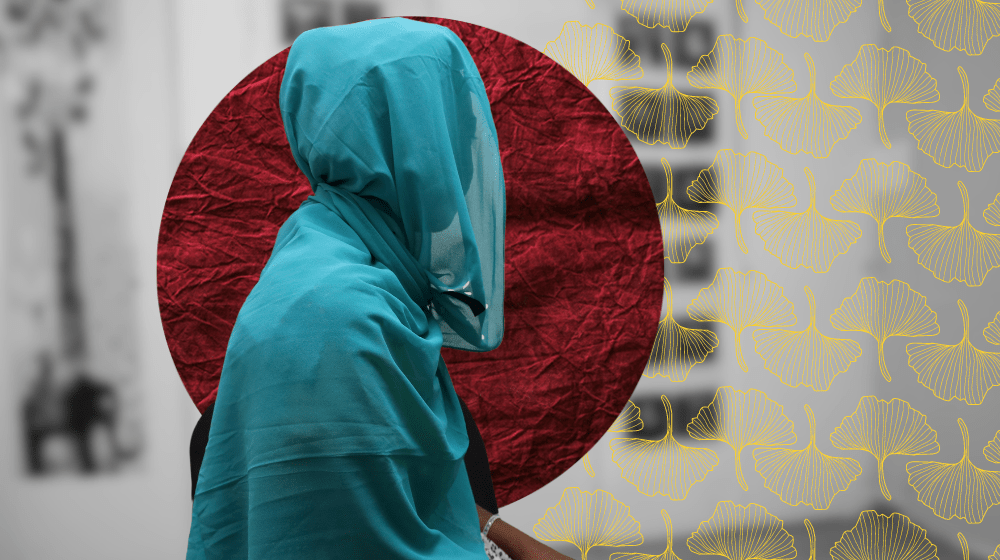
[158,17,661,506]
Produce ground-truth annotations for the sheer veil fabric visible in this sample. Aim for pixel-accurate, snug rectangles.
[280,17,505,351]
[187,19,504,558]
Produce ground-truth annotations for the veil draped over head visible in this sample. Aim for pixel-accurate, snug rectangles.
[280,17,505,350]
[188,19,505,558]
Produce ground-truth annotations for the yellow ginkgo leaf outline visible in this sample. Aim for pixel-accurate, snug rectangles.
[905,67,1000,172]
[905,299,1000,405]
[752,404,863,510]
[752,286,863,391]
[611,45,719,148]
[984,193,1000,226]
[829,510,940,560]
[984,430,1000,463]
[987,310,1000,345]
[830,276,940,382]
[906,0,1000,55]
[646,277,720,381]
[829,395,940,501]
[657,159,720,264]
[533,487,644,560]
[687,386,797,490]
[905,417,1000,524]
[621,0,715,32]
[687,149,797,254]
[687,267,797,371]
[686,501,797,560]
[754,0,863,42]
[830,159,939,264]
[543,21,644,87]
[686,35,796,139]
[877,0,893,31]
[612,400,645,433]
[610,510,685,560]
[752,53,863,158]
[829,44,940,149]
[986,78,1000,112]
[609,395,721,499]
[752,167,863,272]
[905,181,1000,287]
[805,520,817,560]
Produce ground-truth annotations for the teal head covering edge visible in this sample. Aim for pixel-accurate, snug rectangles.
[278,17,505,352]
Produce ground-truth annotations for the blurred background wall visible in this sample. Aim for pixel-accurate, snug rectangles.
[0,1,996,558]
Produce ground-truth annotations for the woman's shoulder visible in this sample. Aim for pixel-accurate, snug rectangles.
[236,254,424,341]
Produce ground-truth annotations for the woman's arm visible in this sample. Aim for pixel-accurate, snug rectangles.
[477,505,574,560]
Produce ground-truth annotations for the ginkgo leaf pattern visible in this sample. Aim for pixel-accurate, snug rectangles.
[830,45,940,149]
[906,67,1000,172]
[984,193,1000,226]
[753,167,862,272]
[612,45,719,148]
[830,395,940,500]
[959,534,969,560]
[533,487,644,560]
[986,79,1000,112]
[687,149,797,254]
[906,181,1000,287]
[804,519,816,560]
[686,502,796,560]
[610,510,684,560]
[612,400,645,433]
[905,418,1000,523]
[754,0,862,41]
[829,510,940,560]
[657,159,720,263]
[830,277,940,382]
[622,0,714,31]
[831,159,939,263]
[987,311,1000,345]
[984,431,1000,463]
[906,0,1000,55]
[906,299,1000,404]
[687,386,797,490]
[736,0,751,20]
[583,454,595,477]
[687,268,796,371]
[991,544,1000,560]
[543,21,643,86]
[752,53,862,158]
[687,35,796,139]
[753,286,862,391]
[646,278,720,380]
[752,404,862,509]
[609,396,720,499]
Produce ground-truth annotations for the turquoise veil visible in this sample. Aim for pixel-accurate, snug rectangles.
[279,17,505,350]
[187,19,505,558]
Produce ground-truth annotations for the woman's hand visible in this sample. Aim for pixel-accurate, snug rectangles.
[477,505,575,560]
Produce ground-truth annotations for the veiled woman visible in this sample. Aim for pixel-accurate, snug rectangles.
[187,18,513,559]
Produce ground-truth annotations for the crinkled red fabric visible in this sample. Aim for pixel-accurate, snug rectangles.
[157,18,660,506]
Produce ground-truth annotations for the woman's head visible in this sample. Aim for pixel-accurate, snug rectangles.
[279,18,505,351]
[280,19,494,231]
